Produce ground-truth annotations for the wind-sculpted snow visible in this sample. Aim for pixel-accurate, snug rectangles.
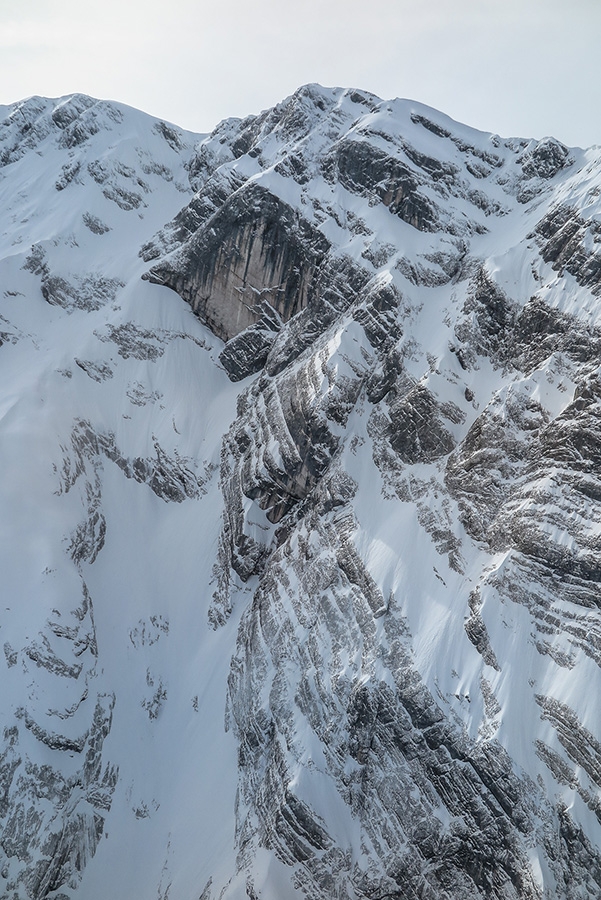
[3,84,601,900]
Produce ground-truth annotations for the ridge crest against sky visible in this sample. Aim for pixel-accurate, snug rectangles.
[1,0,600,149]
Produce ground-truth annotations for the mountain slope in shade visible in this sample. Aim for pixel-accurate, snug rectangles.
[1,85,601,899]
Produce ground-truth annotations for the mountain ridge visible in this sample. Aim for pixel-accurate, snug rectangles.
[0,84,600,899]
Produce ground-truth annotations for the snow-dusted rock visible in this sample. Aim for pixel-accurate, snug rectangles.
[2,85,601,899]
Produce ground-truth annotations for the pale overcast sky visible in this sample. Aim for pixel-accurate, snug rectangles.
[1,0,600,147]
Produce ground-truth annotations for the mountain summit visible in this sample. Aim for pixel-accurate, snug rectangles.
[1,85,601,899]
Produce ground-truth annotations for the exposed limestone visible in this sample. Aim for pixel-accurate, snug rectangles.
[146,183,331,342]
[324,137,441,232]
[22,246,124,312]
[535,204,601,295]
[58,418,213,508]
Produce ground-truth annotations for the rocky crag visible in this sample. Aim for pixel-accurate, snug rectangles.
[1,85,601,899]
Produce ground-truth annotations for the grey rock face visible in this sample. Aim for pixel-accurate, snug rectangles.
[146,184,331,342]
[324,137,442,231]
[536,204,601,294]
[520,137,570,180]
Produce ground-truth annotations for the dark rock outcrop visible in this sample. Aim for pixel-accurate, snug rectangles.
[146,184,331,342]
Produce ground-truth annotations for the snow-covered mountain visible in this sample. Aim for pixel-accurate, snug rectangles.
[1,84,601,899]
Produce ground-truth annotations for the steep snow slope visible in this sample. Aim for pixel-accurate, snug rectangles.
[2,86,601,899]
[0,94,244,900]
